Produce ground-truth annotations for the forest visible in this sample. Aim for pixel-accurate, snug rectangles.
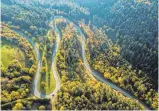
[1,0,158,110]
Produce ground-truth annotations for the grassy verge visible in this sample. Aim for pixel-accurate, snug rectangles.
[37,36,55,95]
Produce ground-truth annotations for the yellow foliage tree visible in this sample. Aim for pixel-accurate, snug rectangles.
[39,105,46,110]
[104,72,111,79]
[12,103,23,110]
[60,106,64,110]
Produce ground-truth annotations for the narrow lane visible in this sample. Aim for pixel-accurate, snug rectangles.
[52,16,150,110]
[13,29,61,98]
[13,15,150,110]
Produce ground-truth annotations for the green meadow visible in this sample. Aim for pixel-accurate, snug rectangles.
[1,40,25,68]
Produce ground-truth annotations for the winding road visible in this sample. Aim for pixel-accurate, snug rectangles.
[14,15,149,110]
[52,16,149,110]
[14,26,61,98]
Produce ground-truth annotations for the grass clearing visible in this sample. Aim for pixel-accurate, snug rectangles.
[46,67,56,94]
[1,40,25,68]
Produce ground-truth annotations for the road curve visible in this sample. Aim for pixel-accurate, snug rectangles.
[13,29,61,98]
[47,18,61,98]
[52,15,150,110]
